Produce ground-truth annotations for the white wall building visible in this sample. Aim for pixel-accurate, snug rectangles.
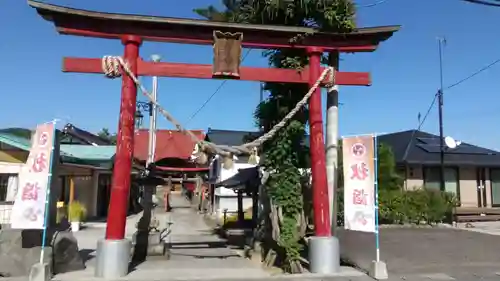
[209,155,257,219]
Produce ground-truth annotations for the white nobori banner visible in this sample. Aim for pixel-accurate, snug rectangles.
[342,135,376,233]
[10,123,55,229]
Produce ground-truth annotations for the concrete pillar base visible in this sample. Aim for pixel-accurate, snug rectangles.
[369,260,388,280]
[308,236,340,274]
[95,239,131,278]
[28,262,51,281]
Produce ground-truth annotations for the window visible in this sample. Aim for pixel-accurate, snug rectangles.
[423,167,440,191]
[0,175,7,201]
[396,166,406,178]
[423,167,459,196]
[58,176,71,204]
[0,174,19,202]
[491,169,500,207]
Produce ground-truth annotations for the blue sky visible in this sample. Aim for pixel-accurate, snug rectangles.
[1,0,499,149]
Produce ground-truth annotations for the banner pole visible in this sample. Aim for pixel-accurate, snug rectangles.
[39,121,57,265]
[373,134,380,262]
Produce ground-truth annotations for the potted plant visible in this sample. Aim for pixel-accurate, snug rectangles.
[68,201,87,232]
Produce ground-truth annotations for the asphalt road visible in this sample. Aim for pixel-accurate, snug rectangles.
[338,226,500,280]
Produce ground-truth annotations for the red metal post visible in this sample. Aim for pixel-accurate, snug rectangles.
[105,35,142,240]
[307,47,331,237]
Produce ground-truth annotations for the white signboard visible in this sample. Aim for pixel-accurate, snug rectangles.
[342,135,376,233]
[10,123,55,229]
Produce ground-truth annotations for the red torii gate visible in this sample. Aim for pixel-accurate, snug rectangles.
[29,0,398,277]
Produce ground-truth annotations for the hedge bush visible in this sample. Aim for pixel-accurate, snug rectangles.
[379,189,457,224]
[337,188,457,226]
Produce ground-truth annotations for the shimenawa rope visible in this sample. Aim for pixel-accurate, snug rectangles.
[101,56,335,156]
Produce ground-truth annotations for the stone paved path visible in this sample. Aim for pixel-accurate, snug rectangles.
[37,194,365,281]
[50,194,273,280]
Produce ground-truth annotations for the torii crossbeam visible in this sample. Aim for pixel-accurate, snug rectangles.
[63,58,371,85]
[28,0,399,277]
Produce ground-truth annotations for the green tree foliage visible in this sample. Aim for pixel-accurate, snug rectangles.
[378,189,457,225]
[337,141,402,190]
[377,142,403,190]
[195,0,356,273]
[97,128,117,144]
[339,138,458,226]
[194,0,356,30]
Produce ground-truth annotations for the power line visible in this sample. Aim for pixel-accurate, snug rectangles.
[416,56,500,130]
[417,94,438,130]
[357,0,389,8]
[445,58,500,90]
[463,0,500,7]
[185,49,252,125]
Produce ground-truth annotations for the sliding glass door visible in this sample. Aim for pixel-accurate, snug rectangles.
[490,169,500,207]
[423,167,440,191]
[444,168,459,197]
[423,167,459,198]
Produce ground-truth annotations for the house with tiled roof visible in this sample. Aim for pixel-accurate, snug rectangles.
[205,128,310,164]
[204,128,261,164]
[203,128,264,218]
[378,129,500,209]
[0,125,213,224]
[0,126,118,223]
[134,129,205,163]
[133,129,208,196]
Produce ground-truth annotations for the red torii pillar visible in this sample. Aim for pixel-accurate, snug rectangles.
[28,1,399,277]
[106,35,142,240]
[308,47,330,237]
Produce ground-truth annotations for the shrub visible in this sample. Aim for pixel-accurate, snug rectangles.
[224,209,253,222]
[220,207,254,229]
[56,206,67,224]
[68,201,87,222]
[337,188,457,226]
[379,188,456,225]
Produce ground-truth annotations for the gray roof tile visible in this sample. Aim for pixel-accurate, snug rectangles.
[378,130,500,167]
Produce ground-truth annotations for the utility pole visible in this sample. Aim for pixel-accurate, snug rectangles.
[133,54,162,264]
[326,52,339,236]
[437,37,446,192]
[147,54,161,166]
[147,54,161,222]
